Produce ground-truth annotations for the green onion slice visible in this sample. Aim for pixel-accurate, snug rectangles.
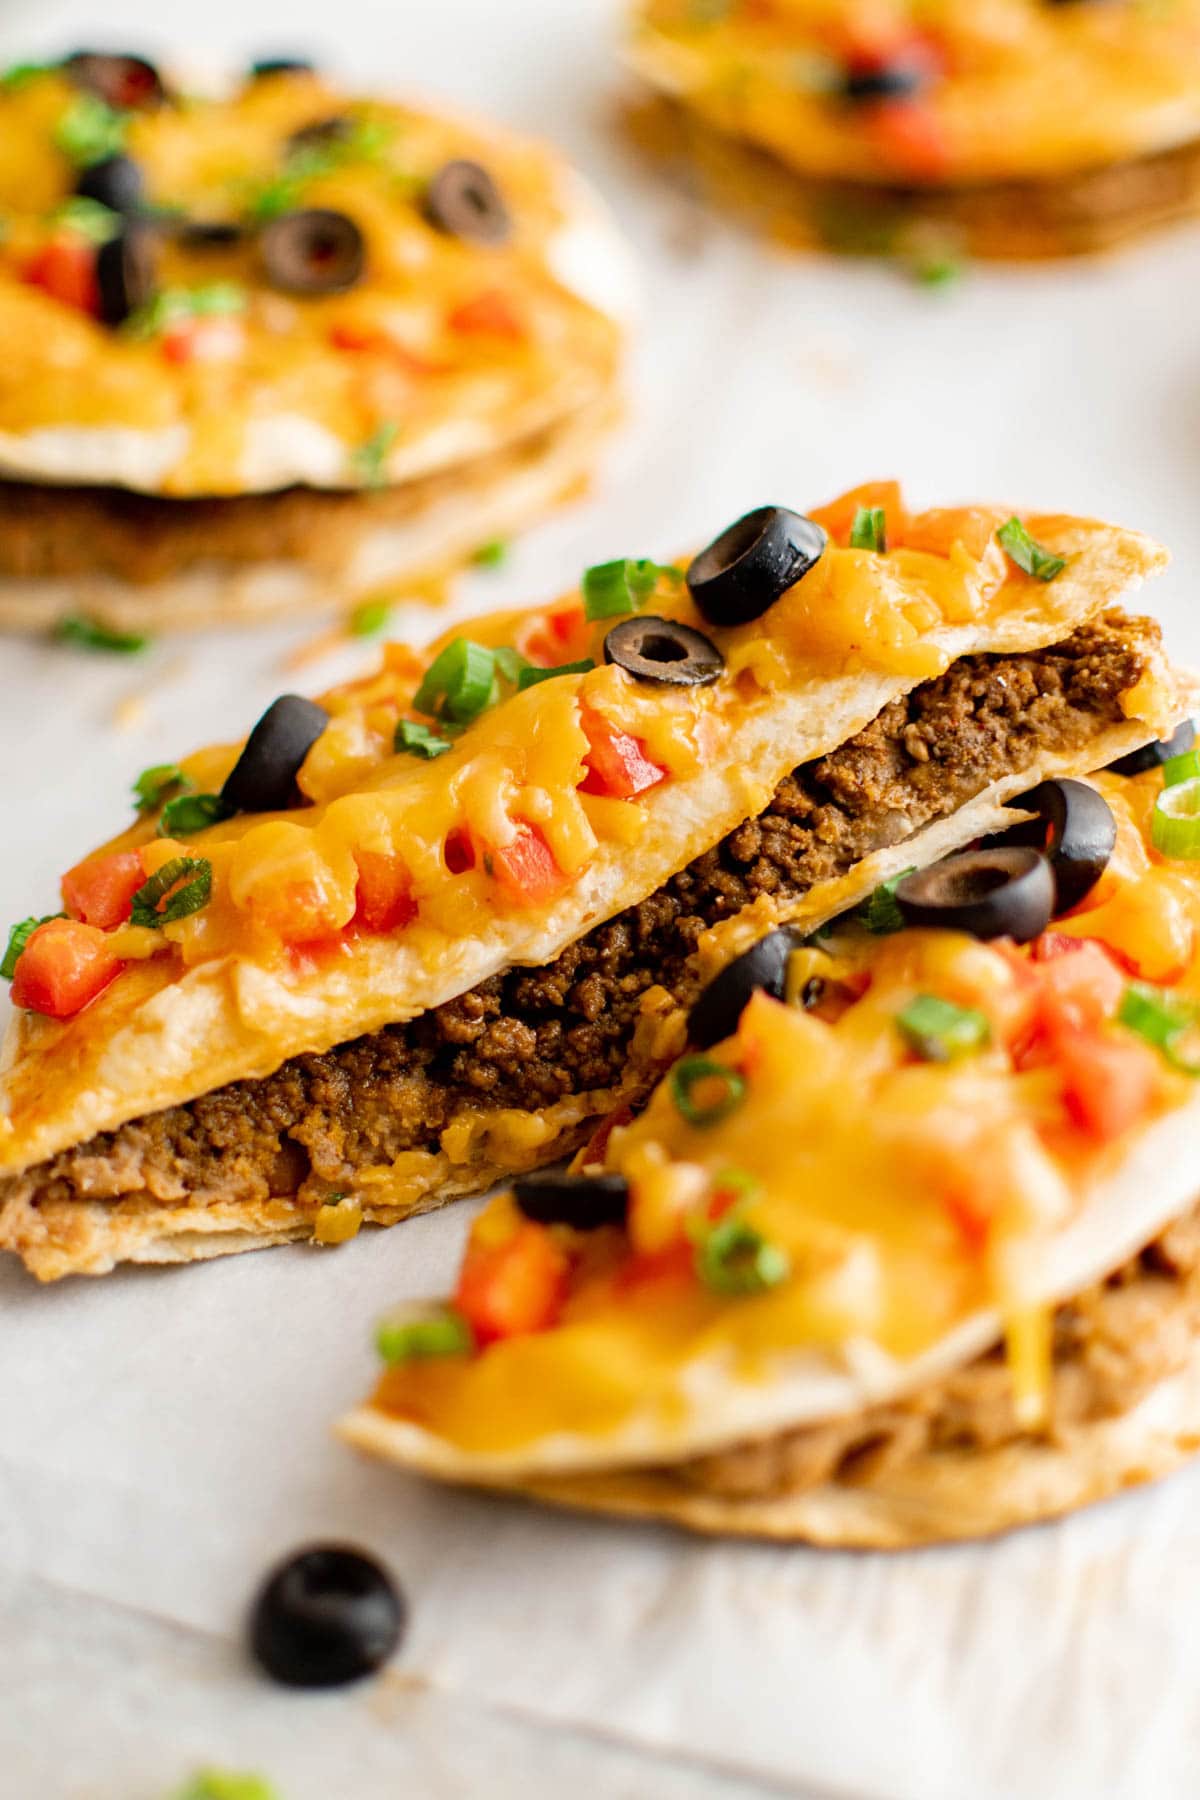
[1,914,64,981]
[1118,982,1200,1075]
[51,195,120,243]
[349,600,391,637]
[376,1306,475,1364]
[413,638,496,724]
[174,1771,282,1800]
[896,993,990,1062]
[158,792,230,837]
[493,645,530,686]
[473,538,508,569]
[1152,777,1200,859]
[133,763,194,814]
[848,506,887,553]
[996,518,1067,583]
[695,1215,790,1296]
[582,557,680,621]
[395,718,454,759]
[518,658,595,691]
[54,93,129,167]
[670,1055,748,1127]
[124,281,246,340]
[130,857,212,927]
[1163,748,1200,789]
[857,866,915,935]
[351,421,399,489]
[56,614,148,654]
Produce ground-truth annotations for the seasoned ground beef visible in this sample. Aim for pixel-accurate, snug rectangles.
[678,1201,1200,1500]
[8,611,1157,1214]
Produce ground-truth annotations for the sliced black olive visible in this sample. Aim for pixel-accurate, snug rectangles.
[221,695,329,815]
[63,51,166,110]
[287,115,353,156]
[75,154,144,214]
[999,778,1116,913]
[514,1171,629,1231]
[1106,719,1196,778]
[686,507,827,628]
[424,160,511,246]
[260,208,365,296]
[842,57,927,102]
[250,1545,405,1689]
[604,616,724,688]
[688,927,803,1050]
[250,57,316,79]
[895,848,1055,943]
[95,223,157,326]
[176,218,246,249]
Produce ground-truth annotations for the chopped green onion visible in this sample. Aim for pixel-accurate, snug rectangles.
[413,638,496,724]
[56,614,148,654]
[173,1772,281,1800]
[695,1215,790,1296]
[54,93,129,167]
[243,114,393,221]
[857,866,915,936]
[376,1306,474,1364]
[670,1055,748,1128]
[473,538,508,569]
[1,914,64,981]
[909,251,963,290]
[395,718,454,759]
[848,506,887,553]
[124,282,247,340]
[518,658,595,691]
[351,421,399,490]
[130,857,212,928]
[582,557,679,621]
[1164,749,1200,788]
[158,792,230,837]
[133,763,194,814]
[896,993,991,1062]
[996,518,1067,583]
[51,195,120,243]
[349,599,391,637]
[1118,982,1200,1075]
[493,645,530,686]
[1152,777,1200,859]
[1,61,54,90]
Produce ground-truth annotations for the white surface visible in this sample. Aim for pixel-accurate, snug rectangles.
[4,1,1200,1797]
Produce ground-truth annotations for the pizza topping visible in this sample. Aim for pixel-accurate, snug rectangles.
[377,1306,475,1362]
[687,505,827,627]
[74,152,143,213]
[129,856,213,927]
[1152,777,1200,859]
[847,503,887,552]
[895,847,1056,942]
[248,57,316,81]
[670,1054,747,1127]
[999,778,1116,912]
[695,1212,790,1296]
[896,993,991,1062]
[687,926,803,1049]
[95,221,157,325]
[603,615,723,687]
[423,159,511,245]
[514,1170,630,1230]
[260,208,365,296]
[582,556,682,621]
[63,50,165,111]
[412,637,497,724]
[9,918,123,1018]
[1108,718,1195,778]
[997,517,1068,583]
[249,1546,405,1689]
[61,850,146,929]
[221,695,330,815]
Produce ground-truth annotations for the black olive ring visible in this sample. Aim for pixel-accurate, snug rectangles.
[1000,778,1116,913]
[688,927,804,1050]
[894,847,1055,944]
[514,1171,629,1231]
[604,616,724,687]
[686,506,827,628]
[221,694,330,815]
[1107,719,1196,778]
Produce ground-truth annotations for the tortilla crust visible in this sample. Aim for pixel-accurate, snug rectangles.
[0,394,617,633]
[0,707,1175,1280]
[628,93,1200,260]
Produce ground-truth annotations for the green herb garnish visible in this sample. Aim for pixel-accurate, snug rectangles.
[54,93,129,167]
[1,61,54,90]
[351,421,399,490]
[349,599,392,637]
[996,518,1067,583]
[1163,748,1200,789]
[857,867,914,936]
[518,658,595,690]
[377,1306,474,1364]
[56,614,148,654]
[493,645,530,686]
[896,993,991,1062]
[130,857,212,927]
[473,538,508,569]
[51,195,120,243]
[124,282,247,339]
[670,1055,748,1128]
[1118,982,1200,1074]
[395,718,454,759]
[1152,777,1200,859]
[582,557,681,622]
[173,1771,281,1800]
[413,638,496,724]
[848,506,887,553]
[243,114,393,221]
[1,915,63,981]
[158,792,230,837]
[695,1215,790,1296]
[133,763,195,814]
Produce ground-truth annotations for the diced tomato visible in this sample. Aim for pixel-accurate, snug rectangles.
[518,601,590,668]
[11,918,123,1019]
[161,315,245,365]
[23,236,99,315]
[867,99,952,182]
[61,850,146,930]
[487,826,569,904]
[1033,937,1127,1032]
[900,506,1002,563]
[352,850,417,934]
[251,881,346,947]
[1054,1027,1160,1144]
[808,481,906,547]
[614,1241,696,1294]
[943,1190,991,1255]
[579,707,666,800]
[455,1220,569,1344]
[448,289,526,340]
[444,827,476,875]
[328,320,446,374]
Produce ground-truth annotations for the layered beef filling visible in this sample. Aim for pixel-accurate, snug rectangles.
[679,1201,1200,1501]
[2,611,1157,1218]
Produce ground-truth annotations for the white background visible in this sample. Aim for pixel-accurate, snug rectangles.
[4,2,1200,1797]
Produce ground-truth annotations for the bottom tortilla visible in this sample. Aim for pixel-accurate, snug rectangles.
[627,94,1200,261]
[490,1343,1200,1548]
[0,394,617,634]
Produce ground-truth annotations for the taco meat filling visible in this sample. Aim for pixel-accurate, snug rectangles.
[0,610,1160,1250]
[677,1200,1200,1500]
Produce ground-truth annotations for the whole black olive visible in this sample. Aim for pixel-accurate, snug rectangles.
[75,154,144,214]
[1000,778,1116,913]
[688,927,803,1050]
[686,507,827,628]
[250,57,316,79]
[894,848,1055,943]
[514,1171,629,1230]
[221,695,329,815]
[842,57,927,102]
[1107,719,1196,778]
[604,616,724,687]
[95,223,157,326]
[260,208,365,296]
[63,51,166,110]
[424,160,511,246]
[249,1545,405,1689]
